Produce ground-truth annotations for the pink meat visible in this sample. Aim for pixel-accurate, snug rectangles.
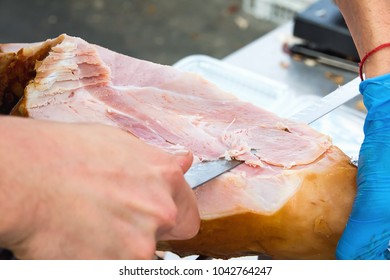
[21,34,331,168]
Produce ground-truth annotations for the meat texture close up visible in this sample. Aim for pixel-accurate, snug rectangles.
[0,34,357,259]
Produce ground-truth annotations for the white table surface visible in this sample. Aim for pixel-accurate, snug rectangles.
[223,22,359,102]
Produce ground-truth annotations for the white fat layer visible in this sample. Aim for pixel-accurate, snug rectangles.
[196,170,303,219]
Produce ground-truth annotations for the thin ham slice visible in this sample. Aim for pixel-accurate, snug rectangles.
[19,34,332,166]
[0,34,357,259]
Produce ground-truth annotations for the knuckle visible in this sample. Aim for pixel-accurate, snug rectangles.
[135,243,156,260]
[179,198,201,240]
[160,164,183,185]
[180,213,201,240]
[123,234,157,260]
[187,218,201,239]
[127,244,155,260]
[156,202,178,228]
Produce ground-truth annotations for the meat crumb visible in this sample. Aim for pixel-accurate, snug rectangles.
[276,122,291,133]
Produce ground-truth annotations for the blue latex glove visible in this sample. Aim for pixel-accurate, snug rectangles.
[336,74,390,260]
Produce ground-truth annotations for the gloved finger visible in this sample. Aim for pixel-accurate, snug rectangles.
[337,138,390,259]
[337,74,390,259]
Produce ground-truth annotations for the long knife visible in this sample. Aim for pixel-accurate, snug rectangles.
[184,77,361,189]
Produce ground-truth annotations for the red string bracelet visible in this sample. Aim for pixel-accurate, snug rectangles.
[359,42,390,81]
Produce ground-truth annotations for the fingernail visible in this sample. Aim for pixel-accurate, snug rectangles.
[171,149,190,156]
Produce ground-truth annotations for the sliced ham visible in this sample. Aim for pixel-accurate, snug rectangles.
[0,34,357,259]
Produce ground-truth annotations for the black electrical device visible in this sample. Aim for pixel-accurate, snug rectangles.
[291,0,359,71]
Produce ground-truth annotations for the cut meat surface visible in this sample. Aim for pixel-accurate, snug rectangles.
[18,34,332,166]
[0,34,357,259]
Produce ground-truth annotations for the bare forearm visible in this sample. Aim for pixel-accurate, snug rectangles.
[0,117,39,247]
[335,0,390,78]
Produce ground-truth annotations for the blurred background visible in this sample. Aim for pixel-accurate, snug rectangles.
[0,0,316,65]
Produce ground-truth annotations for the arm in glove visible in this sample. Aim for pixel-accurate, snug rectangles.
[336,74,390,259]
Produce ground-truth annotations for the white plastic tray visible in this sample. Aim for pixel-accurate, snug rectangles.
[174,54,294,116]
[174,54,365,157]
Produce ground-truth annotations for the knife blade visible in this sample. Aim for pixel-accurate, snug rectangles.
[184,77,361,189]
[288,77,360,124]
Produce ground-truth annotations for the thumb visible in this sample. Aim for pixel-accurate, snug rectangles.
[171,150,194,173]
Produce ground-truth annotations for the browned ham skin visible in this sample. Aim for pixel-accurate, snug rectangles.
[0,36,63,114]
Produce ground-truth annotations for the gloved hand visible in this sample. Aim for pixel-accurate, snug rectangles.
[336,73,390,260]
